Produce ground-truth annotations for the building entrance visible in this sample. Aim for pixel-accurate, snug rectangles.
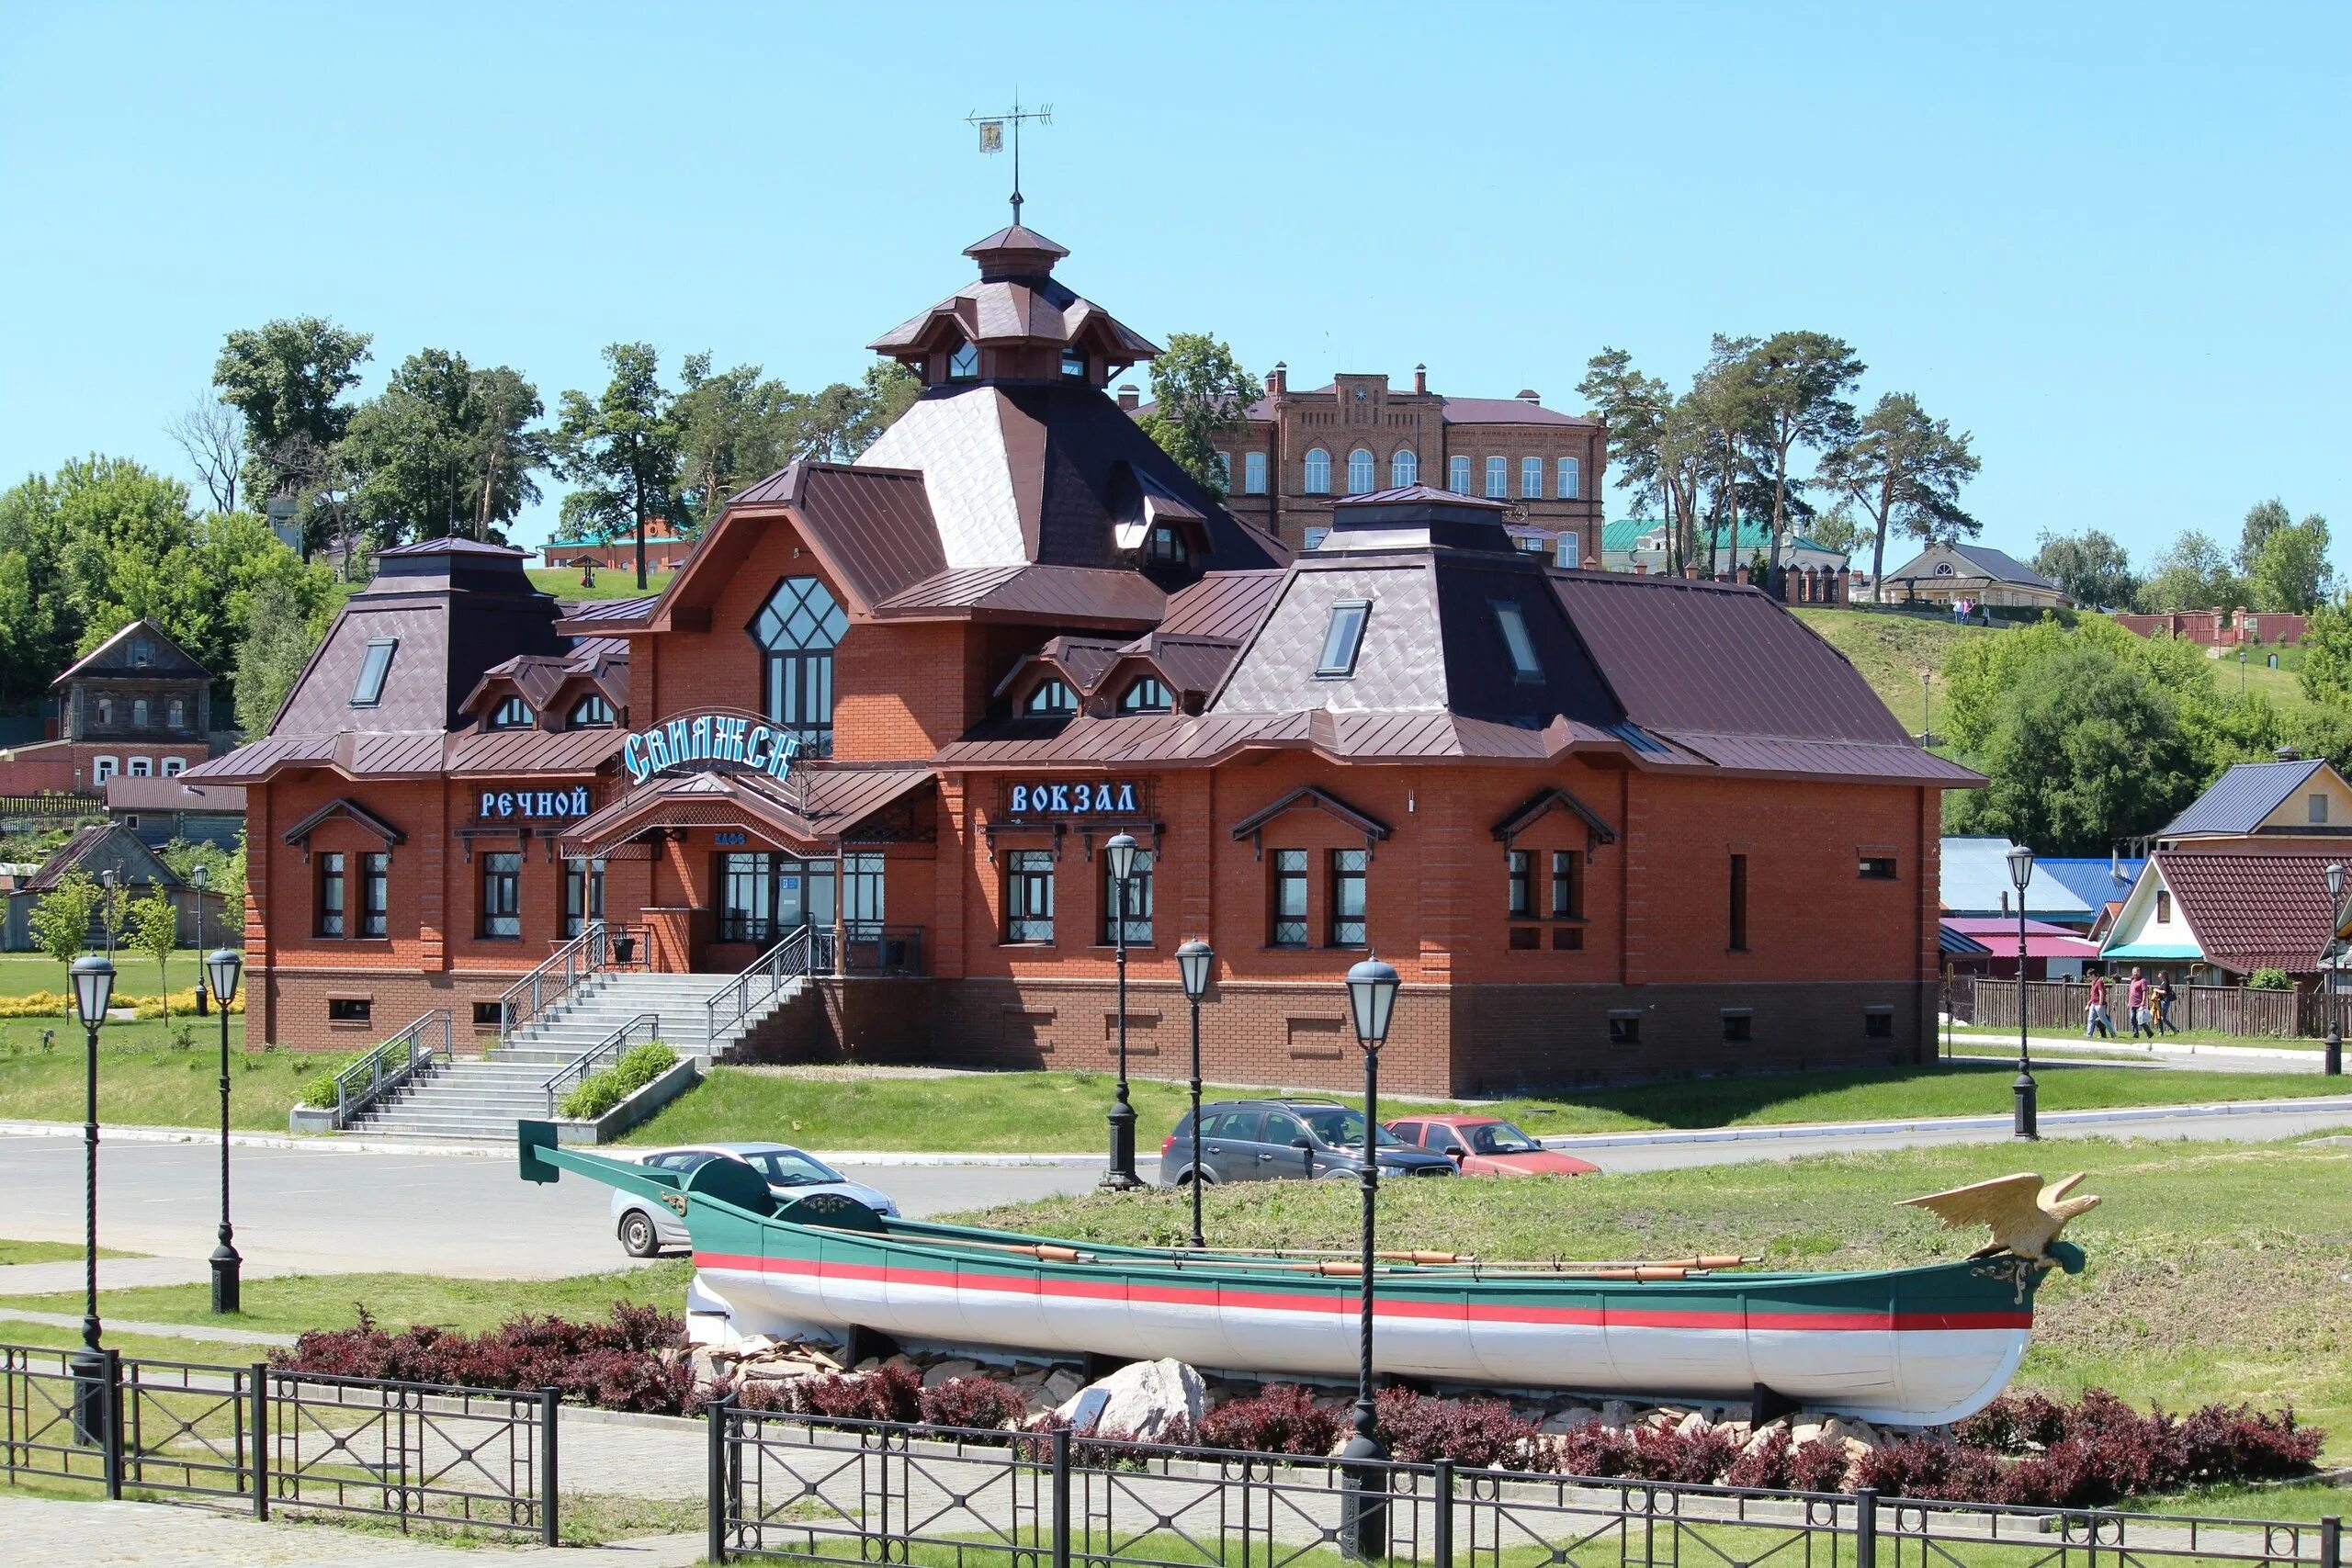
[717,851,882,945]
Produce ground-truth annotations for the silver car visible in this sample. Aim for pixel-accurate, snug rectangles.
[613,1142,898,1258]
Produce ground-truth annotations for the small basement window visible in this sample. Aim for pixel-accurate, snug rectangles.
[327,998,372,1024]
[1317,600,1371,677]
[1551,926,1583,951]
[1508,926,1540,951]
[1722,1010,1754,1043]
[1865,1008,1894,1039]
[1859,855,1897,880]
[472,1001,503,1028]
[351,637,398,707]
[1607,1011,1641,1046]
[1491,600,1542,681]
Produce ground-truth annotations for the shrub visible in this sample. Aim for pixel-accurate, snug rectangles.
[1374,1386,1546,1470]
[2246,967,2292,991]
[0,992,72,1020]
[1193,1383,1344,1457]
[1723,1427,1793,1490]
[919,1375,1029,1432]
[1953,1392,2068,1454]
[1788,1437,1857,1494]
[560,1040,678,1120]
[2177,1402,2324,1482]
[1851,1437,2007,1502]
[1550,1425,1636,1479]
[301,1072,341,1109]
[273,1302,691,1414]
[773,1361,923,1425]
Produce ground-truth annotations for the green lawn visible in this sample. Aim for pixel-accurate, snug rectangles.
[1950,1022,2329,1050]
[527,565,673,601]
[0,1018,311,1130]
[620,1062,2352,1153]
[0,949,226,999]
[954,1134,2352,1457]
[0,1238,138,1266]
[1792,607,1990,736]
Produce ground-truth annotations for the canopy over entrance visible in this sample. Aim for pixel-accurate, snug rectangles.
[560,764,934,857]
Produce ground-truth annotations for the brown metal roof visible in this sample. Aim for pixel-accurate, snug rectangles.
[104,776,246,813]
[787,463,948,608]
[873,563,1166,626]
[447,728,625,777]
[553,596,660,632]
[560,764,932,857]
[379,536,528,558]
[1158,571,1284,640]
[2152,849,2346,973]
[1439,397,1600,428]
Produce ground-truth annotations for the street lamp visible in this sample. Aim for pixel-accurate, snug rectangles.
[1175,939,1213,1248]
[98,870,118,959]
[2006,845,2039,1140]
[206,947,243,1313]
[191,863,209,1018]
[69,953,115,1444]
[1340,955,1399,1562]
[1098,833,1143,1191]
[2325,863,2346,1078]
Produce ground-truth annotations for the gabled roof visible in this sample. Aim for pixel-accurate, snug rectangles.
[1939,837,2096,919]
[2157,758,2333,839]
[2133,849,2346,974]
[2033,856,2147,919]
[1885,542,2062,592]
[51,618,209,686]
[559,765,932,858]
[22,822,183,892]
[105,776,245,813]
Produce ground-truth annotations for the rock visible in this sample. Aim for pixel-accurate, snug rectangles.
[1053,1358,1204,1442]
[1542,1406,1600,1435]
[1738,1421,1786,1458]
[1042,1370,1084,1404]
[853,1357,881,1372]
[735,1335,778,1359]
[1600,1400,1637,1431]
[922,1359,981,1389]
[1674,1409,1712,1437]
[739,1360,816,1382]
[1714,1420,1752,1448]
[882,1354,921,1377]
[689,1348,725,1389]
[1789,1420,1827,1448]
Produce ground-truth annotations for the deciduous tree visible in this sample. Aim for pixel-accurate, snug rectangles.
[2238,498,2291,571]
[2135,530,2238,613]
[128,892,178,1021]
[2032,529,2137,609]
[167,395,245,514]
[1579,349,1691,570]
[2299,600,2352,707]
[2246,512,2331,614]
[1136,333,1261,498]
[551,344,682,591]
[210,317,372,547]
[1818,392,1980,601]
[28,873,102,964]
[672,355,798,532]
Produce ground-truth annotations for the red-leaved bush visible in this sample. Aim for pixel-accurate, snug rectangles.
[919,1376,1030,1432]
[1376,1387,1547,1470]
[1193,1383,1344,1457]
[272,1303,694,1415]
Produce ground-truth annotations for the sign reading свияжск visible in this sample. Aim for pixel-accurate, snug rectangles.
[622,712,802,785]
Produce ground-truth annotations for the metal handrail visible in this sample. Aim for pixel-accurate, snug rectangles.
[541,1011,659,1116]
[705,927,813,1045]
[332,1009,453,1127]
[498,919,647,1035]
[815,922,925,976]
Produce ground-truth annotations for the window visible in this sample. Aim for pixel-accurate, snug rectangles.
[1722,1010,1754,1043]
[1491,600,1542,680]
[1729,852,1748,951]
[1347,447,1374,494]
[1212,452,1231,491]
[1061,346,1087,378]
[131,637,153,666]
[1118,677,1172,714]
[1102,848,1153,946]
[351,637,397,706]
[2312,794,2330,825]
[569,694,616,728]
[1303,526,1329,550]
[1303,448,1331,494]
[161,757,185,777]
[1243,451,1268,494]
[127,756,153,777]
[754,577,845,754]
[1391,449,1418,488]
[1557,457,1581,499]
[1521,457,1543,499]
[1329,849,1367,947]
[1552,925,1583,951]
[166,698,185,728]
[1146,524,1190,567]
[563,857,605,940]
[948,340,979,380]
[96,697,114,727]
[1025,679,1077,716]
[131,699,149,728]
[317,852,345,938]
[489,695,533,730]
[1556,532,1581,569]
[1608,1010,1640,1045]
[361,852,390,938]
[1859,855,1897,880]
[1004,850,1056,943]
[472,1001,503,1027]
[1270,849,1308,946]
[327,998,372,1023]
[1448,456,1471,494]
[1552,850,1580,919]
[1317,599,1371,677]
[2155,890,2171,924]
[1865,1009,1894,1039]
[481,852,522,939]
[1507,850,1532,919]
[92,756,119,783]
[1485,457,1508,498]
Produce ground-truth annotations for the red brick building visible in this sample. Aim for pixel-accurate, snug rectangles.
[0,618,214,794]
[542,515,695,575]
[191,223,1972,1092]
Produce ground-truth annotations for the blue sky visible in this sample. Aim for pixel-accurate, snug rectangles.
[3,1,2346,570]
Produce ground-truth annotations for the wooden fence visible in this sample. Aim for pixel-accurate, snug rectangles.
[0,791,105,823]
[1952,975,2324,1037]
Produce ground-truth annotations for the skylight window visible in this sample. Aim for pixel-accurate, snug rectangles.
[1491,599,1542,681]
[1317,600,1371,678]
[350,637,397,707]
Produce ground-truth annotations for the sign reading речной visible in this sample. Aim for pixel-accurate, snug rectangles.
[622,712,801,786]
[478,785,592,820]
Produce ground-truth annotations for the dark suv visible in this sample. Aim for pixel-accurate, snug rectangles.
[1160,1099,1457,1186]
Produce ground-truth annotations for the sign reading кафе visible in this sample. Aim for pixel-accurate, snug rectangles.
[622,712,802,785]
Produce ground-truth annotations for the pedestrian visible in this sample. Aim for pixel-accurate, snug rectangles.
[2154,973,2178,1035]
[2085,971,2113,1038]
[2126,966,2152,1038]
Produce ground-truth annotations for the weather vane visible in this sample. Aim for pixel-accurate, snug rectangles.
[967,97,1052,225]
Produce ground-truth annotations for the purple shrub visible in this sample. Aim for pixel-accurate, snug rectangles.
[2177,1403,2324,1482]
[1374,1387,1547,1471]
[919,1376,1029,1432]
[1722,1428,1793,1491]
[1195,1384,1344,1457]
[1619,1423,1740,1484]
[1549,1424,1636,1480]
[1954,1392,2069,1454]
[1849,1438,2007,1502]
[1787,1437,1856,1494]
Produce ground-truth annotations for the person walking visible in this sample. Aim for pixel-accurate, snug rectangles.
[2126,966,2152,1039]
[2085,971,2113,1038]
[2154,973,2179,1035]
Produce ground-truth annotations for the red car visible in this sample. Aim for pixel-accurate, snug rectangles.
[1385,1115,1599,1177]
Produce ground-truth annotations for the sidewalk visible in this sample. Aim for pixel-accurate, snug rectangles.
[1538,1092,2352,1151]
[0,1495,700,1566]
[1942,1029,2325,1067]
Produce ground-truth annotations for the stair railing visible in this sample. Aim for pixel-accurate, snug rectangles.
[705,927,814,1048]
[541,1012,659,1117]
[498,921,610,1036]
[332,1010,454,1128]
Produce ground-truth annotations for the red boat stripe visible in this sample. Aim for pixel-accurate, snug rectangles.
[689,1252,2030,1333]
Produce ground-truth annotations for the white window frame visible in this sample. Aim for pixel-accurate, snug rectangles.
[92,756,119,783]
[1448,456,1471,494]
[1391,449,1417,488]
[1556,532,1581,569]
[1521,457,1544,499]
[1346,447,1374,494]
[131,698,150,728]
[1303,448,1331,494]
[1485,457,1508,498]
[1557,456,1581,499]
[1243,451,1267,495]
[127,756,153,777]
[161,756,187,776]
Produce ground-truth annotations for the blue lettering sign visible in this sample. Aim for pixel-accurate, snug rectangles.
[619,710,802,788]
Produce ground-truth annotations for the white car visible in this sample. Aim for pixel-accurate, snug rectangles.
[612,1142,898,1258]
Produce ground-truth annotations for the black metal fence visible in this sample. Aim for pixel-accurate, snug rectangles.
[707,1399,2347,1568]
[2,1343,558,1541]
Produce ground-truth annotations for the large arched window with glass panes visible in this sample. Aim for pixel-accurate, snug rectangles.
[752,577,846,755]
[1347,448,1374,493]
[1391,448,1418,488]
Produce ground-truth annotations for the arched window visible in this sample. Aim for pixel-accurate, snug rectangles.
[1448,456,1471,494]
[1346,448,1374,493]
[1303,447,1331,494]
[131,699,149,728]
[1557,457,1581,499]
[489,695,533,730]
[1025,679,1077,716]
[754,577,846,754]
[1391,449,1418,488]
[1118,677,1173,714]
[569,694,616,728]
[1146,523,1191,567]
[948,340,979,380]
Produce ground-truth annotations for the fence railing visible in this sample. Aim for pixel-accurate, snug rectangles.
[1953,975,2322,1037]
[329,1009,452,1127]
[707,927,813,1044]
[498,919,650,1036]
[540,1010,659,1115]
[814,921,926,977]
[0,791,107,822]
[1,1344,557,1541]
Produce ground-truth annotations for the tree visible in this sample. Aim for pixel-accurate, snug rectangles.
[551,343,682,591]
[233,578,329,734]
[2239,498,2291,571]
[2032,529,2137,609]
[160,835,245,928]
[1579,349,1688,569]
[2135,530,2238,612]
[167,395,245,513]
[128,891,178,1021]
[1733,332,1863,581]
[1806,502,1869,558]
[2300,599,2352,706]
[2246,512,2331,614]
[1136,333,1262,498]
[1818,392,1980,601]
[1687,337,1760,579]
[28,872,102,964]
[467,366,548,538]
[343,351,545,547]
[210,317,372,544]
[673,355,798,532]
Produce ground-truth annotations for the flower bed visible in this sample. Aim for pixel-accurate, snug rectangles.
[560,1041,677,1120]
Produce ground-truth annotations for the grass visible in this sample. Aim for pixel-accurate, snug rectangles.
[527,565,674,601]
[1949,1022,2329,1050]
[0,1319,275,1366]
[1792,606,1990,736]
[955,1134,2352,1459]
[0,1238,138,1266]
[619,1062,2352,1153]
[0,1019,311,1130]
[0,949,221,998]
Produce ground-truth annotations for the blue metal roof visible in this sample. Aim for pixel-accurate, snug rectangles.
[2158,759,2325,839]
[2033,857,2145,920]
[1939,836,2094,920]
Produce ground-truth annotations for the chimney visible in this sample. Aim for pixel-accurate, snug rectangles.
[1633,561,1648,575]
[1115,384,1139,412]
[1517,388,1541,405]
[2001,890,2010,917]
[1268,361,1287,397]
[1413,364,1428,395]
[1682,564,1699,581]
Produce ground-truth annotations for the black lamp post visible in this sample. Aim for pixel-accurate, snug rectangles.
[69,952,115,1444]
[207,946,243,1313]
[1099,832,1143,1191]
[191,863,209,1018]
[1175,938,1212,1248]
[2325,863,2345,1078]
[2006,844,2039,1140]
[1340,956,1399,1562]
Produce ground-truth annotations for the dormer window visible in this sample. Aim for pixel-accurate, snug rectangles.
[1118,677,1173,714]
[1317,600,1371,678]
[351,637,397,707]
[1145,523,1191,567]
[948,340,980,381]
[1061,347,1087,379]
[1025,679,1078,716]
[569,694,616,728]
[1491,599,1543,681]
[489,696,534,730]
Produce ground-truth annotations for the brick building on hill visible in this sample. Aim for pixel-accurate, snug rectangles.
[191,220,1973,1089]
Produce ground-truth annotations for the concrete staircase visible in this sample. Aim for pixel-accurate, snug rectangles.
[345,970,809,1141]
